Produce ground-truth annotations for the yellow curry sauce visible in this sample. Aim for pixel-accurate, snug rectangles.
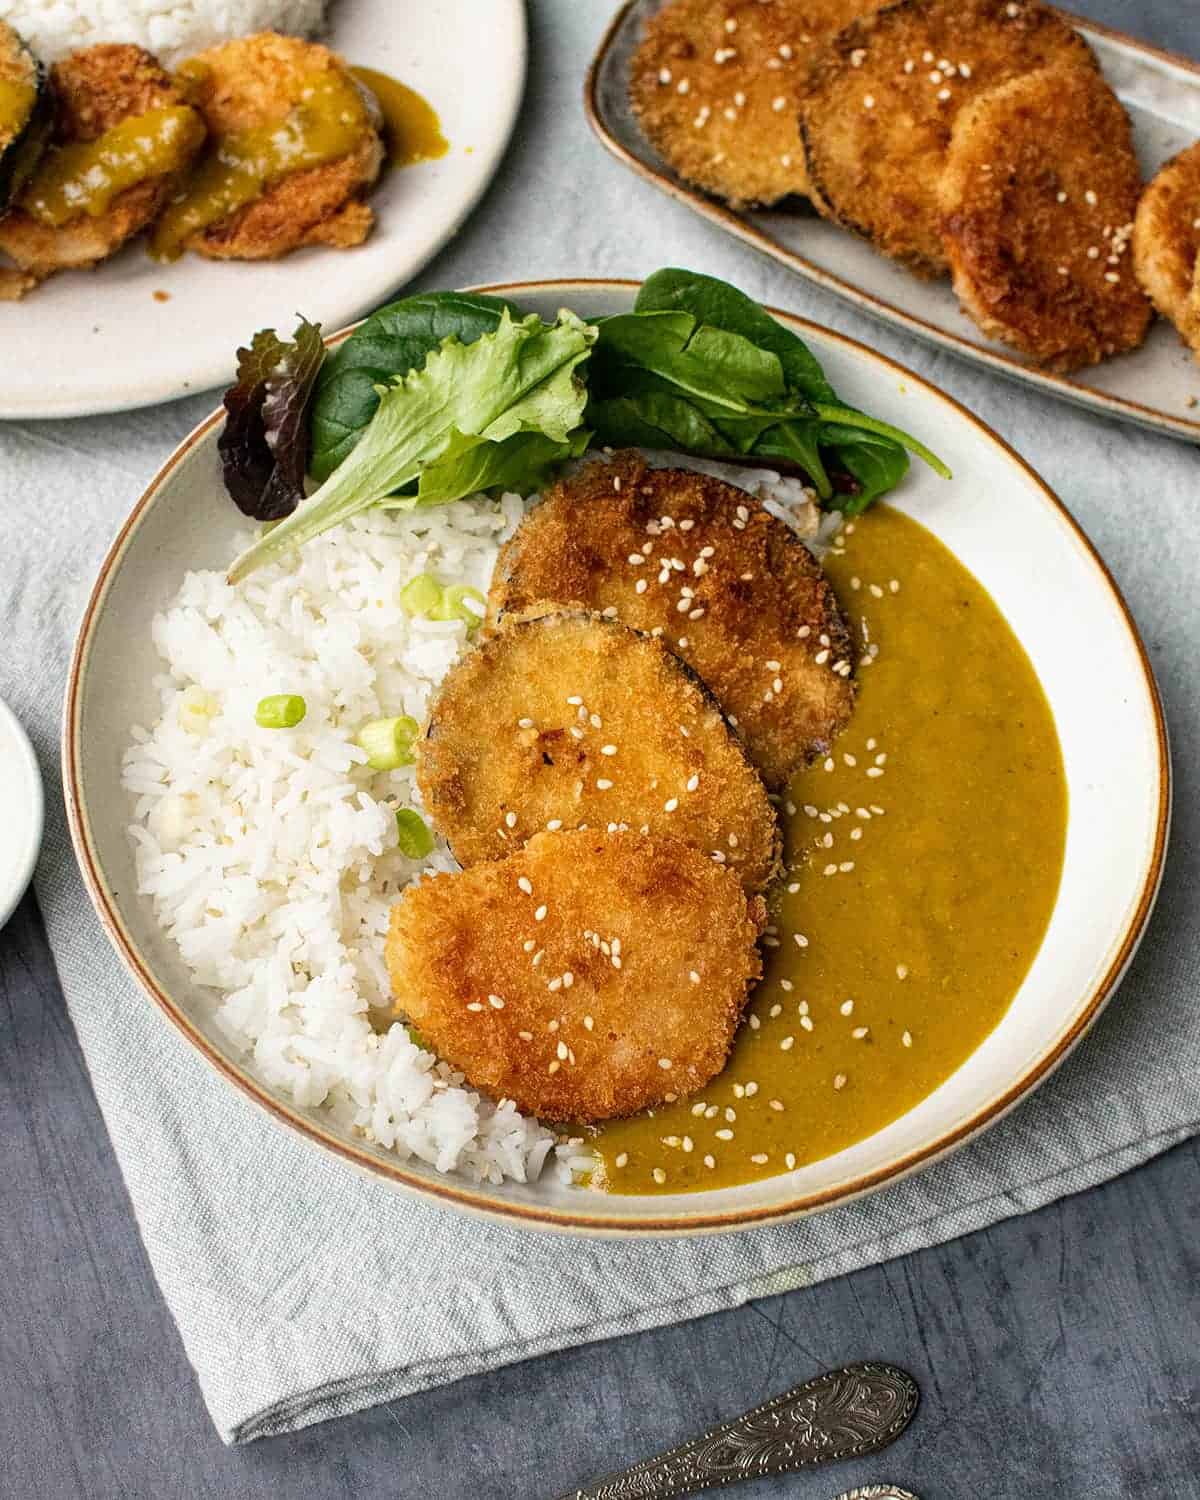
[20,106,204,226]
[593,503,1066,1193]
[150,66,372,259]
[351,68,447,167]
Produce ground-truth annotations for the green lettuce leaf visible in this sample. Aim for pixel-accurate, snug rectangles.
[227,308,596,583]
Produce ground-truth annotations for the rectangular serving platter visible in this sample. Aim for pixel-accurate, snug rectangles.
[586,2,1200,442]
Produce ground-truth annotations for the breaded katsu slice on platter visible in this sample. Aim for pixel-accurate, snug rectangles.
[938,66,1151,371]
[0,43,204,298]
[629,0,882,207]
[152,32,384,261]
[1133,140,1200,361]
[386,829,764,1123]
[798,0,1098,275]
[487,453,855,791]
[418,612,780,897]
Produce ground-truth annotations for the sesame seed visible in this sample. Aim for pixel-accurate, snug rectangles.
[903,58,914,73]
[785,1153,797,1169]
[794,933,808,948]
[590,713,602,728]
[548,977,562,993]
[682,1136,694,1153]
[546,819,562,831]
[959,61,972,77]
[840,999,854,1016]
[1085,189,1098,206]
[778,43,792,58]
[780,979,794,993]
[596,778,613,790]
[851,47,867,66]
[676,78,690,94]
[489,994,505,1010]
[866,766,884,778]
[929,69,942,83]
[840,861,855,873]
[534,905,547,921]
[689,971,701,984]
[548,1060,560,1075]
[1105,272,1120,283]
[800,1015,813,1032]
[772,95,786,111]
[863,93,875,109]
[652,1168,667,1185]
[1056,191,1067,203]
[664,797,679,812]
[823,863,838,877]
[770,1099,784,1112]
[834,1073,847,1090]
[658,68,671,85]
[504,811,517,828]
[615,1151,629,1167]
[517,876,533,895]
[725,15,737,31]
[686,774,700,792]
[902,1030,913,1047]
[601,744,617,756]
[748,1015,760,1031]
[532,950,544,967]
[715,1128,734,1141]
[547,1018,558,1031]
[556,1040,569,1060]
[936,86,951,100]
[780,1036,795,1051]
[734,91,746,107]
[518,1030,533,1041]
[852,1026,870,1040]
[466,1001,483,1012]
[704,1154,716,1168]
[658,1057,673,1070]
[897,963,909,979]
[750,1153,769,1165]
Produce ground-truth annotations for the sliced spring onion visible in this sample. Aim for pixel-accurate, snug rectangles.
[255,694,306,729]
[399,572,444,616]
[356,715,419,771]
[395,808,434,859]
[430,583,487,629]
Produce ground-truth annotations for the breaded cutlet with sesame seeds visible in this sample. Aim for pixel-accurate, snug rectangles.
[628,0,883,208]
[938,67,1150,371]
[487,453,855,792]
[798,0,1098,274]
[418,612,779,897]
[1133,140,1200,361]
[386,829,764,1123]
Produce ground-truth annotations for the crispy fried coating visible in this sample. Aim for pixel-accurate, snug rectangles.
[629,0,883,207]
[487,454,855,791]
[386,830,763,1122]
[799,0,1097,274]
[1133,140,1200,360]
[419,612,779,896]
[0,44,202,298]
[174,33,383,260]
[938,67,1150,371]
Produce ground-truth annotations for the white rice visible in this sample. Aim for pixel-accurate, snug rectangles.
[0,0,327,65]
[122,459,822,1186]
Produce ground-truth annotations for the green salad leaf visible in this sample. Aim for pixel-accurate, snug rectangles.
[227,308,596,583]
[309,291,523,481]
[587,268,949,509]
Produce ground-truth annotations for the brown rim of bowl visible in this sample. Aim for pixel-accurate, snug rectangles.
[62,279,1171,1237]
[584,4,1200,445]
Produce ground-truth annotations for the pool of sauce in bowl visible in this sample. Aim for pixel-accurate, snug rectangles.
[351,68,447,167]
[591,503,1067,1194]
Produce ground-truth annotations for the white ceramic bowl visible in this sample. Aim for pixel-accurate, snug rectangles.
[63,280,1170,1235]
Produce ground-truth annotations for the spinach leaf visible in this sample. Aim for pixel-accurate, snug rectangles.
[636,267,836,404]
[592,310,788,409]
[309,291,524,480]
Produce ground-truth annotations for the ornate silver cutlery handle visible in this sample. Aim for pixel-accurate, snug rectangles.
[555,1361,918,1500]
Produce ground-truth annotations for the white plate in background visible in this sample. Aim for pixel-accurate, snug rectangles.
[0,696,42,930]
[0,0,526,420]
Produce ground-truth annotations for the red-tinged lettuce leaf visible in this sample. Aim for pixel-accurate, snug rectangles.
[219,318,326,521]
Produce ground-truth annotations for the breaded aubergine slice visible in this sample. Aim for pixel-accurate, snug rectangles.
[418,612,780,897]
[798,0,1097,274]
[0,44,204,298]
[939,67,1150,371]
[170,33,383,260]
[1133,140,1200,360]
[629,0,883,207]
[487,453,855,791]
[386,829,764,1122]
